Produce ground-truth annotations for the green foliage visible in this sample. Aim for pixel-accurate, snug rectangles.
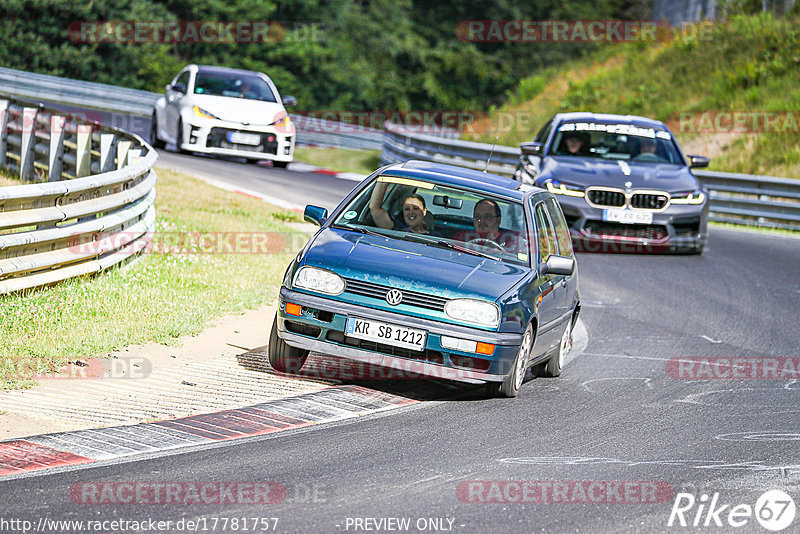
[1,0,642,112]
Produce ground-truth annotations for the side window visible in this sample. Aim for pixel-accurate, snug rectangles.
[175,71,190,92]
[534,203,557,264]
[546,197,573,256]
[533,119,553,144]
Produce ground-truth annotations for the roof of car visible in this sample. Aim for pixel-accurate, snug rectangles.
[554,112,668,130]
[194,65,265,77]
[380,160,534,200]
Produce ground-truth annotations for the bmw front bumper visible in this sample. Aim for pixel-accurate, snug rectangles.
[276,287,524,384]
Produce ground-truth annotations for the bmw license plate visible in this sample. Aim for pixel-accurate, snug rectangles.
[227,131,261,145]
[602,209,653,224]
[345,317,426,351]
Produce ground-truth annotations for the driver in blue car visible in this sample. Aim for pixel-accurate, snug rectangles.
[453,199,519,252]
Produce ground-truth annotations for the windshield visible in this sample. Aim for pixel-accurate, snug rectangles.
[193,73,277,102]
[332,176,530,266]
[549,121,683,164]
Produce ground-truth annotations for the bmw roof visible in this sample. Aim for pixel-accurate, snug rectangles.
[553,112,669,131]
[380,160,537,200]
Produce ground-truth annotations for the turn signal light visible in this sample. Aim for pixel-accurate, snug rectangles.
[476,342,495,355]
[285,302,302,316]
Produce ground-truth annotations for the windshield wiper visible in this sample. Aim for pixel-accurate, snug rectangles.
[332,224,389,238]
[402,233,501,262]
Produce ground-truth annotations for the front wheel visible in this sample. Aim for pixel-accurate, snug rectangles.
[490,326,533,398]
[268,314,309,374]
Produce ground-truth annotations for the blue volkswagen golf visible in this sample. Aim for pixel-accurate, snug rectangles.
[269,161,580,397]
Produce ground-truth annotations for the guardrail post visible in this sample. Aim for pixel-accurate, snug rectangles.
[116,139,131,169]
[19,107,38,181]
[99,132,115,172]
[48,115,65,182]
[75,124,92,177]
[0,100,8,169]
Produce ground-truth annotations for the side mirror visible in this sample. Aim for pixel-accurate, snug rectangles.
[304,205,328,226]
[171,82,187,94]
[688,155,709,168]
[520,142,543,157]
[282,95,297,107]
[538,255,575,276]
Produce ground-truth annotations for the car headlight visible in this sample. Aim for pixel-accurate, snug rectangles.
[193,106,219,119]
[270,115,291,128]
[293,266,344,295]
[670,190,705,205]
[444,299,500,328]
[545,180,586,198]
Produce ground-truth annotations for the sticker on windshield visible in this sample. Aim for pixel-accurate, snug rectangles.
[558,122,672,140]
[517,253,528,262]
[377,176,435,189]
[343,210,358,219]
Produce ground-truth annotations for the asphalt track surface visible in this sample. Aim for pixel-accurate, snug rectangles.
[3,146,800,534]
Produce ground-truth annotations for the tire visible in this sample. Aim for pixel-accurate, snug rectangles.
[490,326,533,398]
[536,320,572,378]
[273,160,289,168]
[150,114,166,149]
[268,313,309,374]
[175,119,189,154]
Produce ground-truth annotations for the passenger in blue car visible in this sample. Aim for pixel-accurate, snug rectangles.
[369,181,436,235]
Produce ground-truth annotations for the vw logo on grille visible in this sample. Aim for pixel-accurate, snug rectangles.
[385,289,403,306]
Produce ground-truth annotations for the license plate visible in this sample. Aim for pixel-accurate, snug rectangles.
[603,209,653,224]
[345,317,426,352]
[227,131,261,145]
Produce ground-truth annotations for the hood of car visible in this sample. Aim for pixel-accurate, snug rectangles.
[189,94,287,126]
[542,156,699,192]
[302,228,529,302]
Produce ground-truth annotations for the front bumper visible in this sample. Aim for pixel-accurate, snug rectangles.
[181,117,295,162]
[277,287,523,384]
[553,194,708,253]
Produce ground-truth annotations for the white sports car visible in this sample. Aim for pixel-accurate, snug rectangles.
[150,64,296,167]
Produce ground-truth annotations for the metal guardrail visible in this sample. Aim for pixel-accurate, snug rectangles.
[0,96,157,294]
[381,122,800,231]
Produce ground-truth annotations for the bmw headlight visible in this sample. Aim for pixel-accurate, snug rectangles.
[444,299,500,328]
[293,266,344,295]
[670,190,706,205]
[545,179,586,198]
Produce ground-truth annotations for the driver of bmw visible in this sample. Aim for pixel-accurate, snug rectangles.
[454,199,518,251]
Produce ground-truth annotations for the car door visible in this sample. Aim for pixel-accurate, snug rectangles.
[545,196,578,323]
[165,70,191,140]
[531,200,564,354]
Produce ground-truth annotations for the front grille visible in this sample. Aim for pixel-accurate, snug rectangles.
[207,128,278,154]
[583,221,668,241]
[631,193,669,210]
[344,279,448,311]
[587,189,625,207]
[326,330,444,363]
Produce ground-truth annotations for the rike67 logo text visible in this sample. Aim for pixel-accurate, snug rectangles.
[668,490,796,531]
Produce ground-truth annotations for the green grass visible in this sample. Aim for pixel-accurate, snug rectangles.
[293,147,381,175]
[465,13,800,178]
[0,167,303,389]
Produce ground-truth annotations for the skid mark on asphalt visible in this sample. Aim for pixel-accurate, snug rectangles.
[580,377,653,392]
[716,432,800,442]
[0,385,417,479]
[497,456,800,473]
